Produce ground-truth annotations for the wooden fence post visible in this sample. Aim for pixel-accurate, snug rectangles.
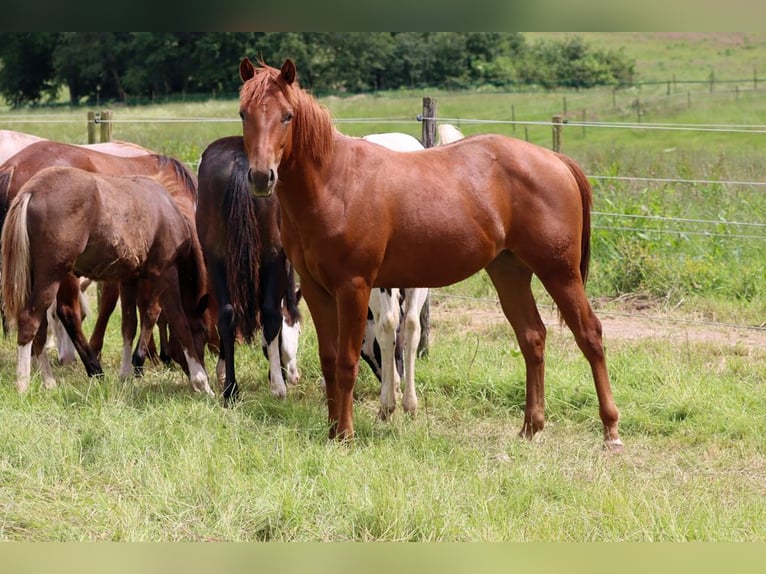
[552,114,563,152]
[99,110,113,142]
[417,96,436,357]
[87,111,97,144]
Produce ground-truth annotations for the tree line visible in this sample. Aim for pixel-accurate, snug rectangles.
[0,33,636,107]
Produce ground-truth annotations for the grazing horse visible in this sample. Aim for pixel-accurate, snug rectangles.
[196,135,301,403]
[237,58,622,449]
[1,166,212,394]
[0,130,155,360]
[0,140,200,378]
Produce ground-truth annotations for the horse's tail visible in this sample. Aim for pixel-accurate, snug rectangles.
[223,152,262,341]
[1,191,32,329]
[556,152,592,286]
[0,166,15,236]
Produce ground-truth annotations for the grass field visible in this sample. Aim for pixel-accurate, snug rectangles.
[0,33,765,541]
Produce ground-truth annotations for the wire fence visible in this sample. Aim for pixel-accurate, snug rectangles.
[2,110,764,336]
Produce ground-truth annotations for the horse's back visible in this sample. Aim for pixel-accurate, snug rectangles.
[22,166,189,279]
[0,130,45,165]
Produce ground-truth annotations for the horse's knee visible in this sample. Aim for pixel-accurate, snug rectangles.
[518,325,547,365]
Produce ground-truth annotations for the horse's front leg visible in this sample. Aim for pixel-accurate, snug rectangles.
[334,279,372,440]
[118,280,139,380]
[132,280,162,376]
[297,275,339,437]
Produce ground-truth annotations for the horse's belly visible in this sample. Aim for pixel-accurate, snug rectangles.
[375,240,496,288]
[73,240,148,280]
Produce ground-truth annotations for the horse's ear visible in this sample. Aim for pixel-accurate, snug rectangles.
[239,58,256,82]
[280,59,297,85]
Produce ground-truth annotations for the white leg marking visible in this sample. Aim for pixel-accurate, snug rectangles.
[35,349,57,389]
[373,289,401,418]
[265,335,287,399]
[401,288,428,415]
[16,341,33,393]
[280,319,301,385]
[183,349,213,397]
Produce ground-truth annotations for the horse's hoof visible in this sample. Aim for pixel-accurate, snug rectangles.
[377,407,395,421]
[603,438,624,453]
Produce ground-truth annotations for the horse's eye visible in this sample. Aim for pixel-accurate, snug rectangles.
[283,112,293,123]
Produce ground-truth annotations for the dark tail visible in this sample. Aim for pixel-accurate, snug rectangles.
[223,152,262,341]
[556,152,592,286]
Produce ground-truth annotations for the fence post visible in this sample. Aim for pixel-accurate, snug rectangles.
[417,96,436,356]
[87,111,97,144]
[421,97,436,148]
[551,114,563,152]
[99,110,113,142]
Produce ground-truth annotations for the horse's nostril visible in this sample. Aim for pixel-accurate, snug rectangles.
[248,168,272,192]
[269,169,276,185]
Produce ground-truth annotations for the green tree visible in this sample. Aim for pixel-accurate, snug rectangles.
[0,33,60,107]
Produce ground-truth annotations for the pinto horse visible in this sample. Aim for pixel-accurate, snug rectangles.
[237,58,622,449]
[196,135,301,403]
[1,166,212,394]
[0,140,200,378]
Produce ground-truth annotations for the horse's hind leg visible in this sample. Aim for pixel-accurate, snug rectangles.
[485,252,548,440]
[14,284,59,392]
[370,288,401,420]
[401,288,429,416]
[260,257,289,400]
[89,280,119,359]
[55,274,103,377]
[537,271,622,450]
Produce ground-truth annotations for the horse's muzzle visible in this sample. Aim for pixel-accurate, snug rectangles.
[248,167,277,197]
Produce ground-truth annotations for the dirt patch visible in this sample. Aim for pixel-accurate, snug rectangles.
[429,295,766,352]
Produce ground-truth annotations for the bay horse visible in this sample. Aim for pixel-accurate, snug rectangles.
[1,165,212,394]
[0,140,201,378]
[238,58,622,450]
[196,135,301,403]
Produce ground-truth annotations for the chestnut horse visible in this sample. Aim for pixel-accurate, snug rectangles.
[1,166,212,394]
[0,140,200,378]
[196,135,301,403]
[359,127,464,420]
[237,58,622,450]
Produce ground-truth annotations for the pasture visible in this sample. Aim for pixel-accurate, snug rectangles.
[0,34,765,541]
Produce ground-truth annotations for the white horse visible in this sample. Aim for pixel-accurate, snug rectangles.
[355,125,464,419]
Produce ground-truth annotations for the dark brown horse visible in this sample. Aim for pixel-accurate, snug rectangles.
[1,166,211,394]
[0,140,201,377]
[237,58,622,449]
[196,135,301,403]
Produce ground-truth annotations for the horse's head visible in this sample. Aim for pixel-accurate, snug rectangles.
[239,58,297,197]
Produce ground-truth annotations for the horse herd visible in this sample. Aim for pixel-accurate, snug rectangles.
[0,57,624,450]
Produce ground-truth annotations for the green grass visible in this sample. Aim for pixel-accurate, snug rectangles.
[1,33,765,541]
[0,293,764,541]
